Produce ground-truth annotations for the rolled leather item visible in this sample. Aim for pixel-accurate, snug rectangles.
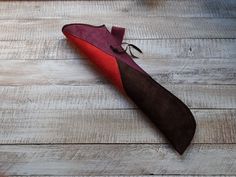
[62,23,196,154]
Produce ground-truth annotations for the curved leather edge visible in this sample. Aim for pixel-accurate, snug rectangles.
[63,31,125,93]
[62,23,146,74]
[62,23,196,154]
[117,59,196,154]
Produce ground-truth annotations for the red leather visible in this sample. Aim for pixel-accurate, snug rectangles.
[62,23,196,155]
[64,31,125,93]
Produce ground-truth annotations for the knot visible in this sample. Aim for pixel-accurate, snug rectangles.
[110,42,143,59]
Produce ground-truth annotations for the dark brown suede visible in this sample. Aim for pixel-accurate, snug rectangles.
[62,23,196,154]
[117,60,196,154]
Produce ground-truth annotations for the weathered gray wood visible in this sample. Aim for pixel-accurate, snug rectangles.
[0,109,235,144]
[1,39,235,60]
[0,59,235,85]
[0,18,235,40]
[0,144,235,175]
[0,0,235,19]
[0,85,235,110]
[7,176,236,177]
[0,1,235,176]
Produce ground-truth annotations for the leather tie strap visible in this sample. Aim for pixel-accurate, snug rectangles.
[110,42,143,59]
[111,26,125,45]
[62,23,196,154]
[111,26,142,58]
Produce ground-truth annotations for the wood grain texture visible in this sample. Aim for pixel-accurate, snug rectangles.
[0,144,235,175]
[0,109,235,144]
[0,59,235,85]
[0,0,235,176]
[0,0,235,19]
[0,85,235,110]
[6,176,236,177]
[0,39,235,60]
[0,18,236,40]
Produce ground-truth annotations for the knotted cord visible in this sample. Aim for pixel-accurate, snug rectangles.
[110,42,143,58]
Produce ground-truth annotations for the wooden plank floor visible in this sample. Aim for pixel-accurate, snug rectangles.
[0,0,235,176]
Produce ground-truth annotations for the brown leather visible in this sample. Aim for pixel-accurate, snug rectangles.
[111,26,125,45]
[62,24,145,73]
[117,60,196,154]
[62,23,196,154]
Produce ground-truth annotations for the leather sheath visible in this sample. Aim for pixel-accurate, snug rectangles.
[62,23,196,154]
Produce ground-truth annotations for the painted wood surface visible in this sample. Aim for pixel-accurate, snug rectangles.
[1,39,236,60]
[0,85,235,110]
[5,176,236,177]
[1,0,236,19]
[1,18,235,40]
[0,109,235,144]
[0,144,236,175]
[0,59,235,85]
[0,0,235,176]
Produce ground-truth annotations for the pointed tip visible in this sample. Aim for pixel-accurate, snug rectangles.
[62,25,66,33]
[175,145,187,155]
[62,24,71,35]
[173,118,196,155]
